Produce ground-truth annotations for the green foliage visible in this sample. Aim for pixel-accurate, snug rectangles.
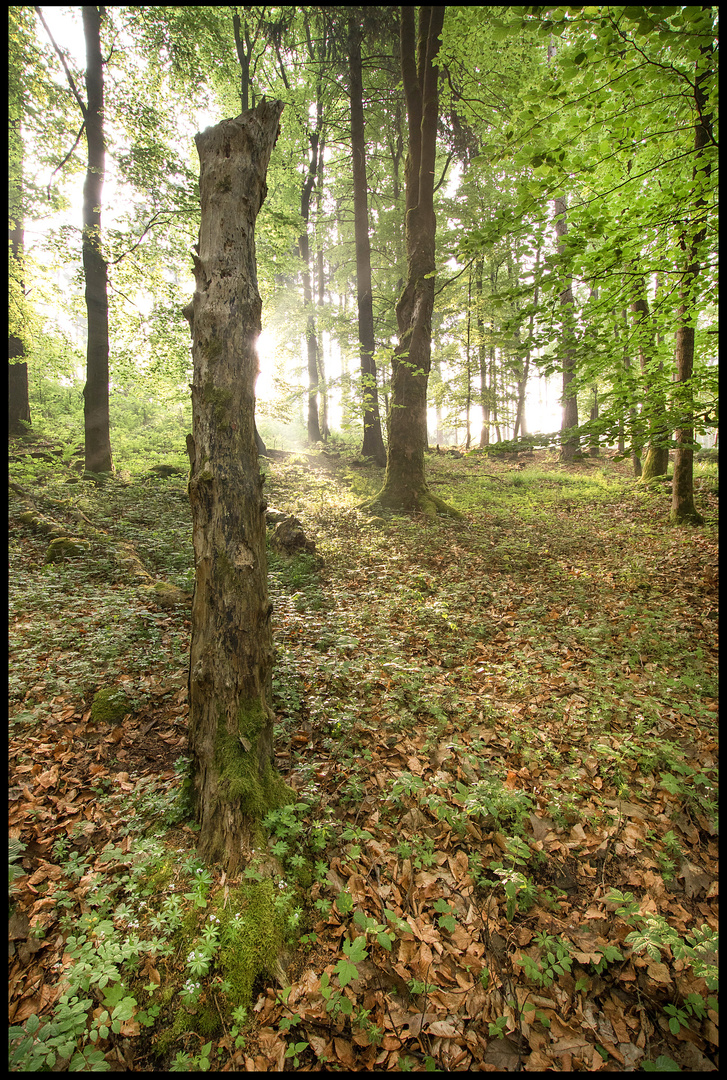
[520,932,573,988]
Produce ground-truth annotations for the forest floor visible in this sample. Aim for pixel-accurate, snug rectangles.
[8,436,719,1072]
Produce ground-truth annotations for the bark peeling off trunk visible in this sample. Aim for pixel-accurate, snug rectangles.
[187,99,292,873]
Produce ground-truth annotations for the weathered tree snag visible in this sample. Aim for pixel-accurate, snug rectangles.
[365,6,460,518]
[186,99,293,874]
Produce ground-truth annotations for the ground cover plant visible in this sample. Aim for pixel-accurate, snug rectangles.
[9,431,718,1071]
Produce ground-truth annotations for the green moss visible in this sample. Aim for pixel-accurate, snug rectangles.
[215,705,295,825]
[215,880,286,1007]
[144,860,175,894]
[202,381,232,426]
[44,536,90,563]
[91,687,132,723]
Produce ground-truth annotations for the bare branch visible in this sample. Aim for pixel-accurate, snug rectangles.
[34,5,87,117]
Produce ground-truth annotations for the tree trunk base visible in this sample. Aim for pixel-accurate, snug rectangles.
[639,446,669,482]
[669,508,704,526]
[359,487,463,520]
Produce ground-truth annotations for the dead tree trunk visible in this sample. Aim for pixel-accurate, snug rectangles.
[186,99,293,873]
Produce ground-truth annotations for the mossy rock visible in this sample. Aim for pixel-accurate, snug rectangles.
[91,687,132,724]
[44,537,90,564]
[148,464,186,478]
[143,581,193,609]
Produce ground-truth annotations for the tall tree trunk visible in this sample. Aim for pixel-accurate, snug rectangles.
[464,268,472,449]
[475,259,490,446]
[80,7,113,474]
[617,307,642,475]
[372,7,458,516]
[315,140,330,441]
[67,8,111,473]
[348,16,386,466]
[631,269,668,480]
[513,245,539,440]
[553,196,578,462]
[8,33,30,437]
[186,99,293,874]
[670,41,711,526]
[299,123,322,445]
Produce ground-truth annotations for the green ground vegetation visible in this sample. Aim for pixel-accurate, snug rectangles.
[9,416,718,1072]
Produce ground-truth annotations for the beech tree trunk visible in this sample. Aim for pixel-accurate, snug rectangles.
[631,270,668,480]
[186,99,292,873]
[476,259,490,447]
[348,16,386,466]
[513,245,539,440]
[375,7,458,516]
[553,196,579,462]
[81,6,113,475]
[671,42,712,526]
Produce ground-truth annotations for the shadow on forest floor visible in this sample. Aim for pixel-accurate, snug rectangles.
[9,439,718,1071]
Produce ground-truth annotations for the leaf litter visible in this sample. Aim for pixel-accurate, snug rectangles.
[8,446,718,1070]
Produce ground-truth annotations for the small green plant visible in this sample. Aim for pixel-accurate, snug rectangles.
[432,898,457,933]
[320,971,353,1017]
[520,932,573,988]
[488,1015,508,1038]
[8,995,109,1072]
[9,837,26,898]
[229,1004,248,1050]
[388,771,426,806]
[284,1040,309,1067]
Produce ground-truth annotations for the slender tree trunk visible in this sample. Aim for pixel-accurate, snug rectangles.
[299,122,322,445]
[492,347,501,443]
[670,42,711,526]
[349,17,386,465]
[589,388,599,457]
[374,7,458,516]
[315,141,330,441]
[631,269,668,480]
[553,196,578,462]
[186,100,293,874]
[465,269,472,449]
[9,54,30,437]
[475,259,490,447]
[513,245,539,440]
[618,307,642,474]
[80,7,113,474]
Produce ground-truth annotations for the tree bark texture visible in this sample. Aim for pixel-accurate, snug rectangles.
[186,99,292,873]
[377,6,453,515]
[81,6,113,475]
[553,196,579,461]
[349,17,386,466]
[671,42,712,526]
